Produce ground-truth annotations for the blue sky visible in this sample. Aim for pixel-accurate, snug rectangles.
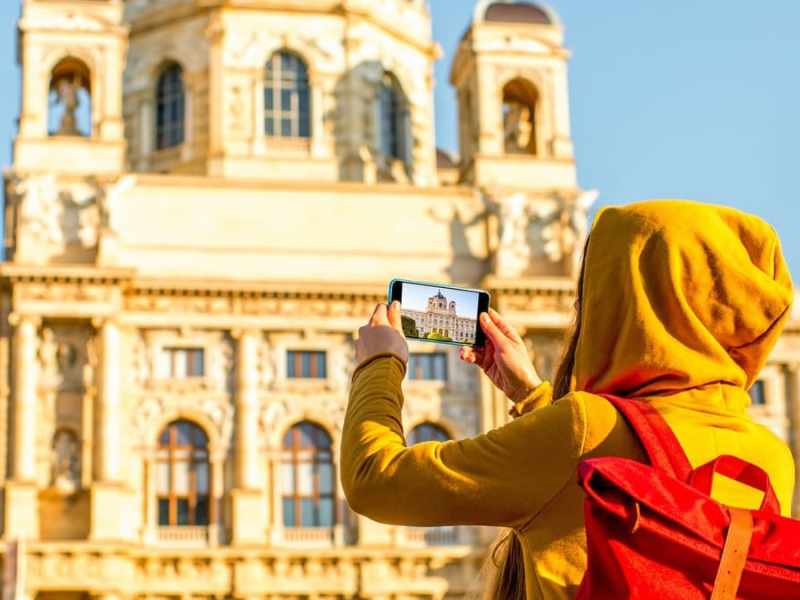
[2,1,798,276]
[401,282,479,318]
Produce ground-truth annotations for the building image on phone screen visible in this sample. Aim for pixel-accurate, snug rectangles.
[400,285,478,344]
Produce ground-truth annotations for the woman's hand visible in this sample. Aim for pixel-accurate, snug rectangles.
[460,308,542,402]
[355,301,409,367]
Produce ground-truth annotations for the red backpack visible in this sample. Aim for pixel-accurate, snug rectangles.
[576,394,800,600]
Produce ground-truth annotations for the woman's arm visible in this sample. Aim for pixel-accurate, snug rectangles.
[340,355,584,530]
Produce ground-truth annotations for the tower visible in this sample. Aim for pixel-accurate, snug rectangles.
[451,0,576,190]
[14,0,128,176]
[451,1,594,283]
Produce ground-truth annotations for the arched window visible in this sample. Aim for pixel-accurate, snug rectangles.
[48,57,92,137]
[157,420,210,526]
[156,63,186,150]
[281,422,335,528]
[408,422,450,445]
[377,72,409,161]
[502,78,538,155]
[265,51,311,138]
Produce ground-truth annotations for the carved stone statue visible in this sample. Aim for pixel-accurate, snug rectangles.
[52,429,81,493]
[495,193,532,277]
[503,100,533,154]
[38,328,60,388]
[14,175,64,255]
[55,75,84,136]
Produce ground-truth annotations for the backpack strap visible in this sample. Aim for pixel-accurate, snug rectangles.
[600,394,693,482]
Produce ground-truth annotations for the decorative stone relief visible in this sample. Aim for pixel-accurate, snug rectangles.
[12,175,63,259]
[133,393,234,451]
[17,282,112,304]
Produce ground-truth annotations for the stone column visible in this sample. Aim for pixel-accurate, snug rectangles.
[230,329,266,544]
[90,318,126,540]
[786,363,800,517]
[4,314,41,539]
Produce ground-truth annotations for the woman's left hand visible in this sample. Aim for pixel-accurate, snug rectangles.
[355,301,409,367]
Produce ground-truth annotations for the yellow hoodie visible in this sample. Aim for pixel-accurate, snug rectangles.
[341,200,796,600]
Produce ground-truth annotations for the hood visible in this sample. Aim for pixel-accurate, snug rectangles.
[574,200,793,407]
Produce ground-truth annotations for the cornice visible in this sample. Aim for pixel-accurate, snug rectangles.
[0,264,136,286]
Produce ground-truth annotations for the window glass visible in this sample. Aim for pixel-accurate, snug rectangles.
[156,64,185,150]
[408,353,448,381]
[158,499,170,526]
[283,498,295,527]
[408,423,450,445]
[265,51,311,139]
[287,351,327,379]
[749,380,767,406]
[319,498,335,527]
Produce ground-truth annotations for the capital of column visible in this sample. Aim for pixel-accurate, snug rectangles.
[8,313,41,329]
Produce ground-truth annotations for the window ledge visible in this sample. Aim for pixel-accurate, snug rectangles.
[280,525,342,547]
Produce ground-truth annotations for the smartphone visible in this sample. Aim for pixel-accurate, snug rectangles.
[388,279,490,348]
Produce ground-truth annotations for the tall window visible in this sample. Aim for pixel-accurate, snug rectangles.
[156,63,186,150]
[377,72,408,160]
[408,353,448,381]
[281,422,335,528]
[160,347,205,379]
[265,51,311,138]
[157,420,210,526]
[408,422,450,445]
[287,350,326,379]
[749,380,766,406]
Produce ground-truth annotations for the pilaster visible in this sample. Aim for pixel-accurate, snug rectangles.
[230,328,266,544]
[5,314,41,540]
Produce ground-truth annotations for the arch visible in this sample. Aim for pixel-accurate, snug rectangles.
[407,421,452,445]
[501,77,539,155]
[152,408,223,454]
[376,71,410,162]
[280,420,336,528]
[156,419,211,527]
[155,62,186,150]
[48,57,92,137]
[264,50,311,139]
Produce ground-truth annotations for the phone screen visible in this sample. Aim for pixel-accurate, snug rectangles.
[389,280,489,347]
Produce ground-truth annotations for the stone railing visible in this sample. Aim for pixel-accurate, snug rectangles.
[405,526,472,547]
[282,526,338,547]
[157,526,210,547]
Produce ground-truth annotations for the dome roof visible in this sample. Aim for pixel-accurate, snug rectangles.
[478,1,556,26]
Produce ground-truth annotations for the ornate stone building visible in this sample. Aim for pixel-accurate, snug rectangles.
[401,291,477,344]
[2,0,799,599]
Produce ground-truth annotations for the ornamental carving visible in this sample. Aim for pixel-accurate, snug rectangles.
[133,393,234,451]
[124,293,381,319]
[18,283,112,304]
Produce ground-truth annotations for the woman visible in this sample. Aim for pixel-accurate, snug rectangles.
[341,200,796,599]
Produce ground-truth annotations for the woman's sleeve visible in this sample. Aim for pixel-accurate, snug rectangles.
[340,355,586,530]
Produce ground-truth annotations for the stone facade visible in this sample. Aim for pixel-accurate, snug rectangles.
[2,1,800,599]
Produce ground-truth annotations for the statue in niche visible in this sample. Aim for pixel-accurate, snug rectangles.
[52,429,80,493]
[503,100,534,154]
[38,328,60,388]
[54,75,85,136]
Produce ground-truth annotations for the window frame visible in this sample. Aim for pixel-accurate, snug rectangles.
[264,51,311,139]
[286,350,327,379]
[155,63,186,151]
[156,420,211,527]
[160,346,206,379]
[407,352,449,381]
[377,72,409,162]
[280,422,336,528]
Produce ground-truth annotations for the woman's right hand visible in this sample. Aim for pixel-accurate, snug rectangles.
[460,308,542,403]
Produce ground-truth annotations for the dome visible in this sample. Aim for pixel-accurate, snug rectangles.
[477,1,556,26]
